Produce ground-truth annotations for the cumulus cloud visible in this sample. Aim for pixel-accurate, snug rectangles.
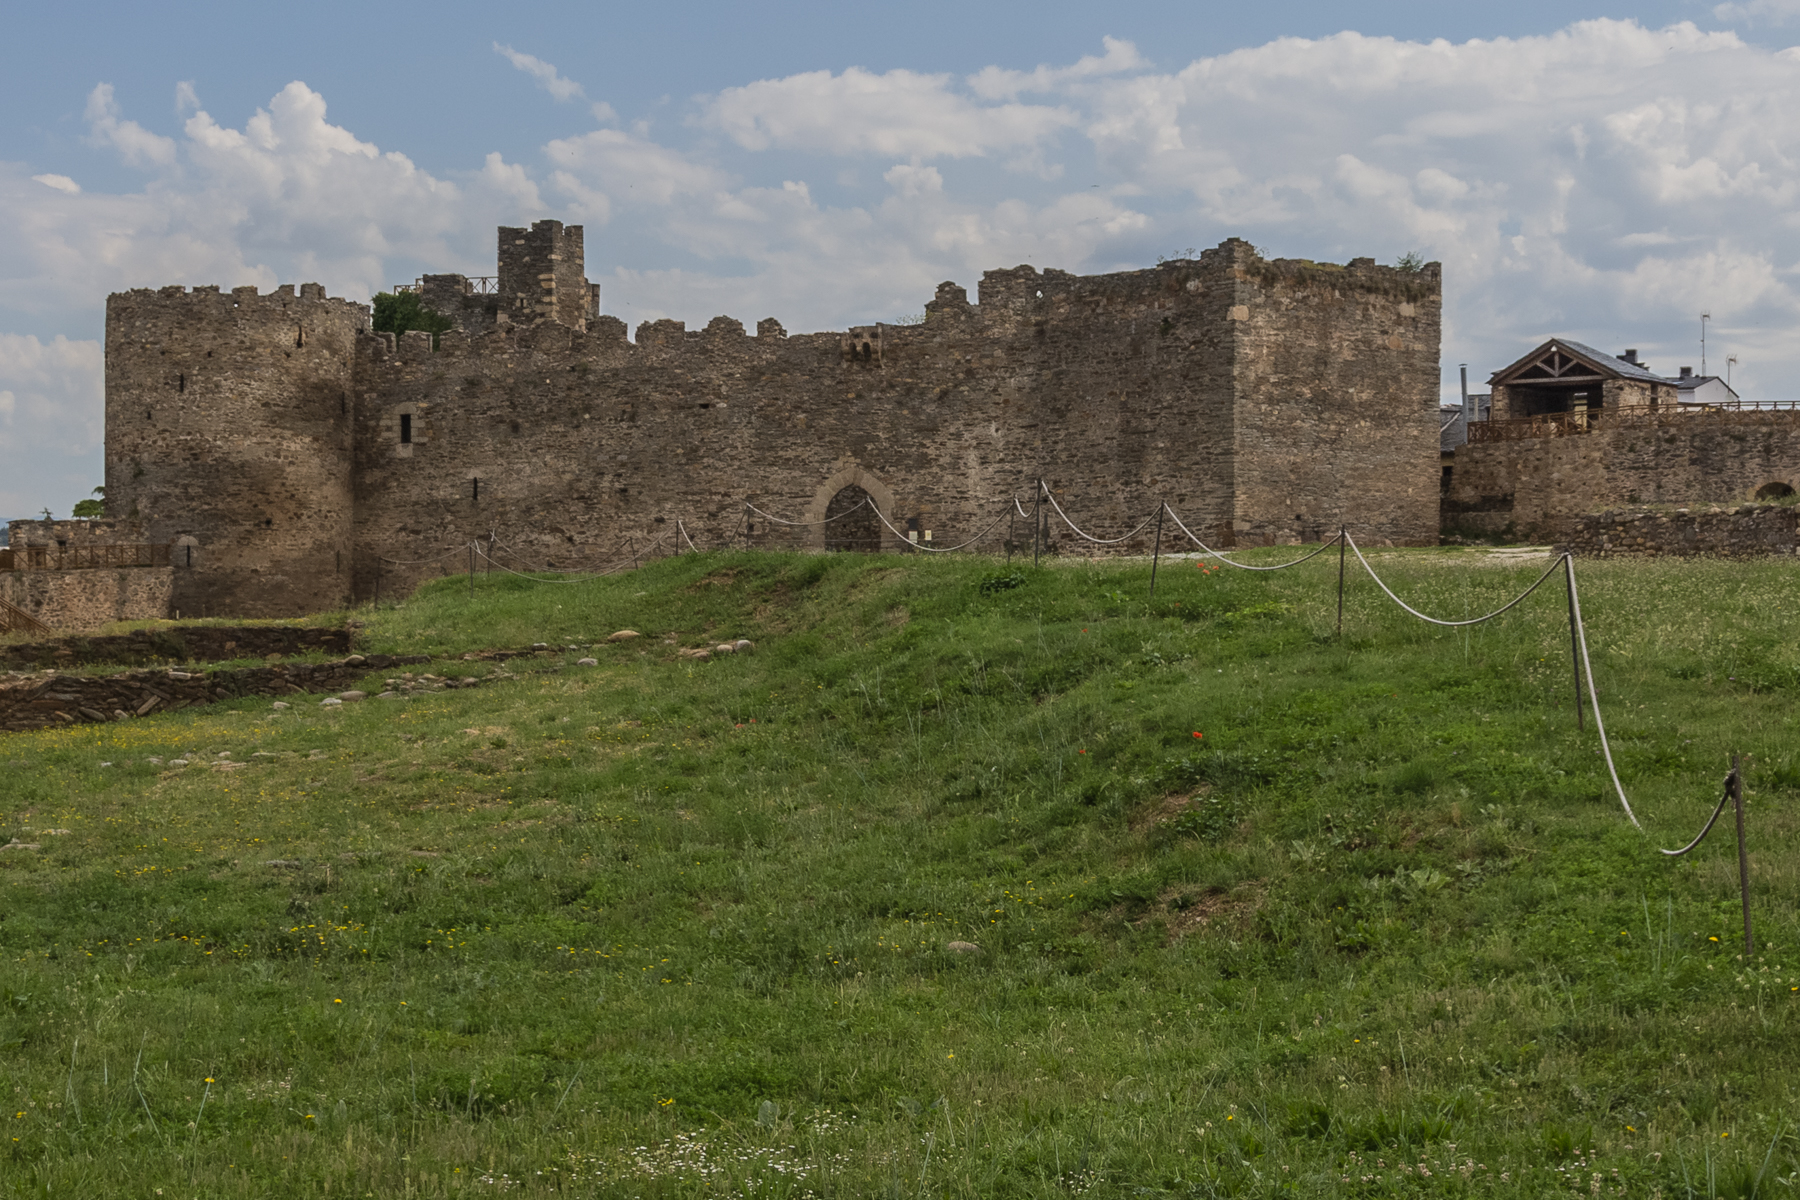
[0,334,103,517]
[31,174,79,195]
[698,67,1077,158]
[83,83,176,168]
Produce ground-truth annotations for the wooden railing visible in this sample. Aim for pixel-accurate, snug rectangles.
[7,543,172,571]
[0,597,50,636]
[393,277,498,295]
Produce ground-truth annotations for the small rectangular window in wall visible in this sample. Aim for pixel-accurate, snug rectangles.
[400,414,413,444]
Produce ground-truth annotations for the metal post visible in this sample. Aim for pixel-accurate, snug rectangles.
[374,559,381,606]
[1148,502,1165,598]
[1006,507,1016,564]
[629,536,639,571]
[743,502,751,551]
[468,543,475,597]
[1336,527,1347,636]
[1732,754,1752,954]
[1564,554,1585,731]
[1032,480,1043,568]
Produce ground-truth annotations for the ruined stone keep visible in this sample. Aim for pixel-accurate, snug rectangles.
[102,222,1443,618]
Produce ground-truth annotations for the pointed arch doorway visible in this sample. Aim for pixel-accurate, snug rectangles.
[824,485,883,553]
[803,464,898,553]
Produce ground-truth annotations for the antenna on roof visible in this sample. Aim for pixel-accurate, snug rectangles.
[1727,354,1738,388]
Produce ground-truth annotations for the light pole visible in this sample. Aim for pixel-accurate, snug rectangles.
[1701,312,1711,377]
[1727,355,1738,389]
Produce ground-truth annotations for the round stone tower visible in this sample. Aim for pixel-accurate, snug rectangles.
[104,282,367,618]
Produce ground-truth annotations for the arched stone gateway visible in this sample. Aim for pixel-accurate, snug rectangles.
[1756,481,1795,501]
[803,464,898,553]
[823,485,883,553]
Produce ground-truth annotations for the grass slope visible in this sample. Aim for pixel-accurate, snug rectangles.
[3,548,1799,1198]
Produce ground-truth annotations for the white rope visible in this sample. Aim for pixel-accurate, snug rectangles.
[1038,487,1158,545]
[473,535,665,584]
[1344,532,1567,627]
[378,548,465,567]
[868,499,1017,553]
[1161,505,1344,571]
[744,497,870,526]
[1658,774,1733,856]
[677,519,701,552]
[1565,557,1645,830]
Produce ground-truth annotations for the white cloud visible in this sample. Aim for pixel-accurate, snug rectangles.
[0,334,103,517]
[493,43,616,122]
[698,67,1076,158]
[494,43,586,102]
[174,80,200,114]
[1714,0,1800,23]
[31,174,79,194]
[968,35,1147,100]
[83,83,176,168]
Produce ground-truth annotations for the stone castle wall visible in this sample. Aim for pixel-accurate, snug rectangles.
[103,282,367,617]
[1446,407,1800,539]
[1232,256,1440,546]
[103,227,1442,616]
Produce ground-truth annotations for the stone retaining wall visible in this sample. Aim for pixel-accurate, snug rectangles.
[0,568,172,633]
[0,624,351,671]
[0,653,428,732]
[1556,504,1800,558]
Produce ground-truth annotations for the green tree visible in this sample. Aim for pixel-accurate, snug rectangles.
[1394,250,1426,273]
[371,291,455,348]
[71,486,105,519]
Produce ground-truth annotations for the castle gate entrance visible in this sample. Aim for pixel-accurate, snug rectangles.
[824,485,883,553]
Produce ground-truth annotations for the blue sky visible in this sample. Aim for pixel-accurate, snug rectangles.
[4,0,1799,516]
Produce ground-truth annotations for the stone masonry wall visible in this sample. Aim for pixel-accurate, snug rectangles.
[103,282,368,618]
[1447,407,1800,538]
[352,240,1440,600]
[1557,504,1800,558]
[0,568,172,633]
[1233,256,1441,546]
[102,232,1440,615]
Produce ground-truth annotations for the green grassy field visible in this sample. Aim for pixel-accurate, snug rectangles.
[3,547,1799,1198]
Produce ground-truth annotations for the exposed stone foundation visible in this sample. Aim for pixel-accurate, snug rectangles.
[0,625,351,671]
[0,653,427,732]
[1556,504,1800,558]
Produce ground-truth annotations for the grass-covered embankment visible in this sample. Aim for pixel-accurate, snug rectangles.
[3,547,1799,1197]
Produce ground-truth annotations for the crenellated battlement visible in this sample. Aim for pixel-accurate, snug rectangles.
[115,281,368,320]
[103,224,1444,618]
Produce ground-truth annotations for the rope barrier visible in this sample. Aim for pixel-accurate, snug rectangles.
[677,519,701,553]
[472,534,668,585]
[868,498,1018,553]
[1563,557,1645,830]
[1161,505,1344,571]
[744,497,871,527]
[1343,532,1567,628]
[377,548,466,567]
[1658,770,1735,857]
[1038,488,1159,546]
